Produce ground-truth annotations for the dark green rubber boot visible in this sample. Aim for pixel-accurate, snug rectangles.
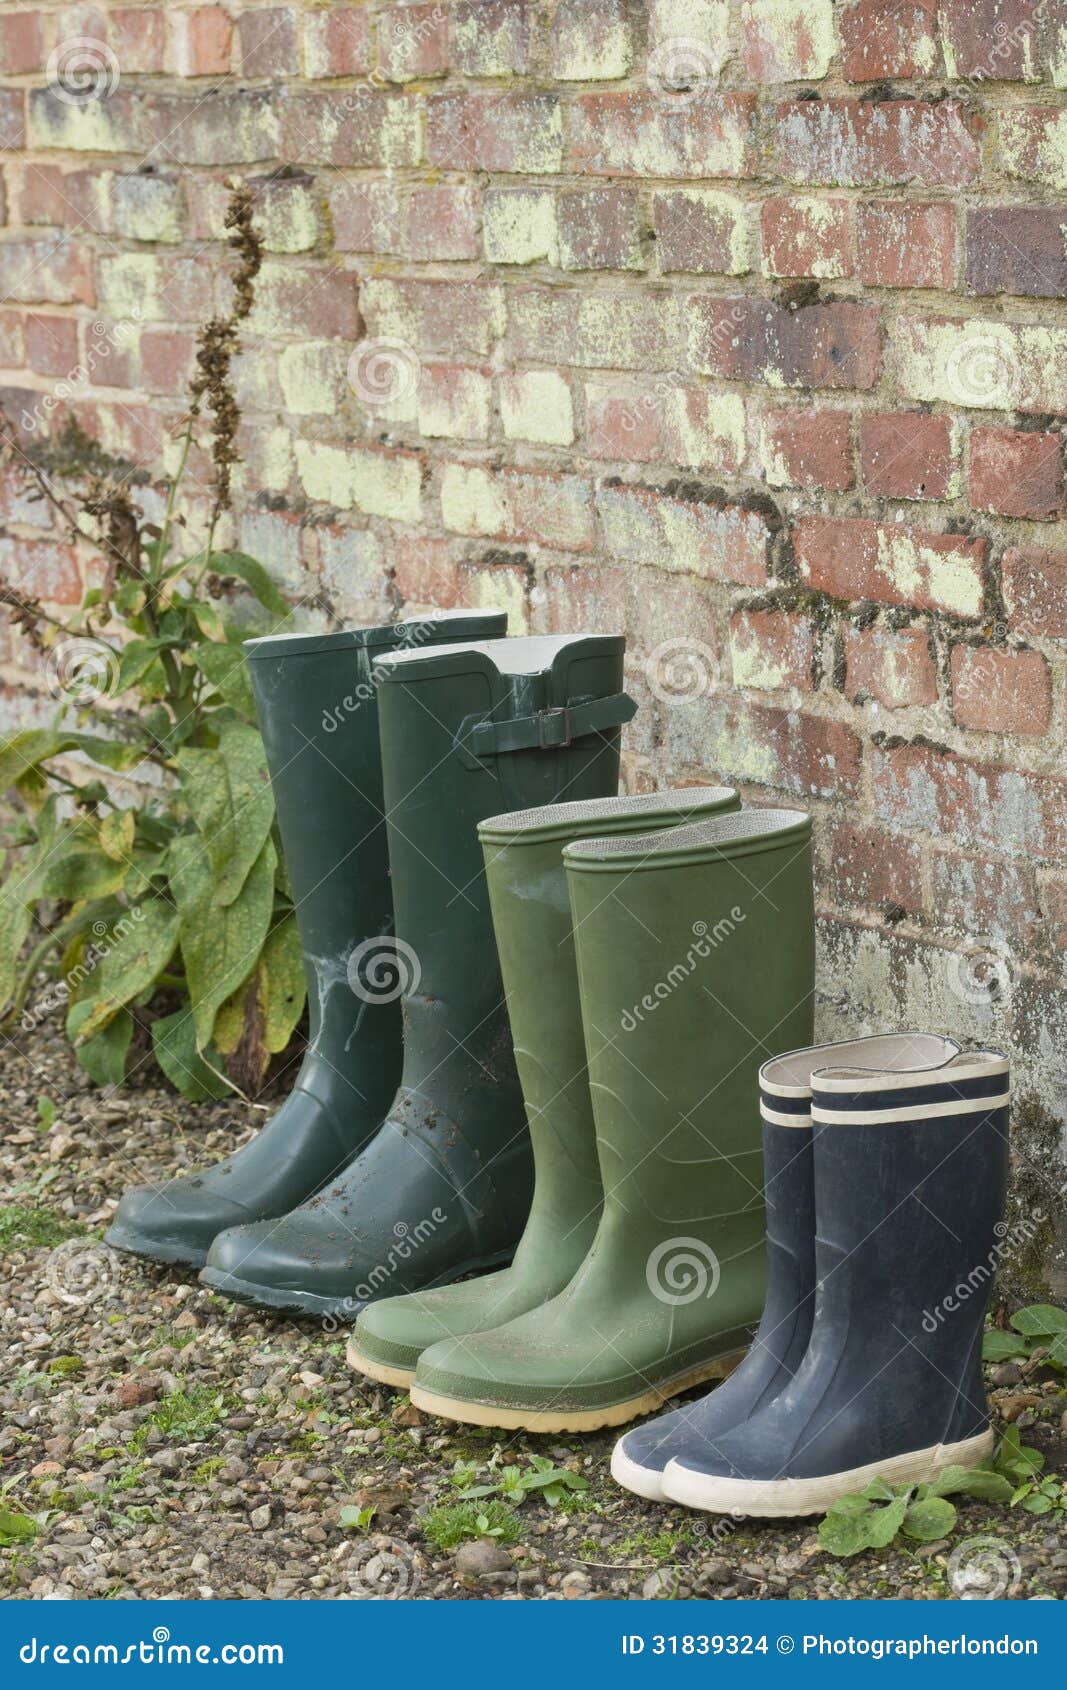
[105,611,506,1269]
[347,784,741,1386]
[411,807,814,1432]
[200,635,636,1317]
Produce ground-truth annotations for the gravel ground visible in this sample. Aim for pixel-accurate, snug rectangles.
[1,1027,1064,1602]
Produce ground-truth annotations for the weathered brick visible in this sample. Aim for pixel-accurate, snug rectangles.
[796,518,985,616]
[999,108,1067,190]
[648,0,731,73]
[951,644,1052,736]
[690,298,882,390]
[969,428,1063,519]
[507,287,685,372]
[652,189,749,275]
[19,164,106,229]
[1002,545,1067,637]
[0,236,93,306]
[110,172,185,244]
[568,92,757,179]
[0,8,45,72]
[280,88,419,168]
[393,535,461,608]
[416,364,492,441]
[0,312,25,368]
[838,0,941,80]
[1043,876,1067,951]
[551,1,632,79]
[966,207,1067,300]
[741,0,836,81]
[776,99,981,187]
[729,607,814,691]
[930,851,1041,947]
[140,328,197,394]
[0,89,25,151]
[857,201,956,290]
[439,462,594,550]
[427,92,563,173]
[823,822,925,916]
[456,558,530,632]
[239,7,300,76]
[0,535,81,603]
[760,196,852,279]
[858,413,958,501]
[167,6,233,75]
[893,316,1067,415]
[760,407,854,490]
[483,188,557,265]
[665,699,862,799]
[406,185,480,263]
[301,6,372,77]
[250,262,360,340]
[277,341,347,414]
[330,181,403,254]
[557,187,643,271]
[500,370,574,446]
[23,313,78,379]
[597,482,769,584]
[110,9,166,73]
[872,739,1067,858]
[97,251,215,324]
[296,441,422,521]
[450,0,530,76]
[539,562,630,636]
[843,623,937,709]
[377,4,449,81]
[361,278,503,357]
[940,0,1042,81]
[585,383,745,473]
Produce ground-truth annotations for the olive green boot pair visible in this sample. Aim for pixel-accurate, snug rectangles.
[349,802,815,1431]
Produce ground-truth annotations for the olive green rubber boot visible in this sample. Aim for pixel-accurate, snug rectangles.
[411,807,814,1432]
[106,611,506,1269]
[200,635,636,1316]
[347,784,741,1387]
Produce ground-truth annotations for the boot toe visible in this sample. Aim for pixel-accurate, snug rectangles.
[106,1180,252,1268]
[351,1267,523,1377]
[201,1212,373,1318]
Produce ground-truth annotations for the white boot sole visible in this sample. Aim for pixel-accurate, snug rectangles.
[610,1440,669,1502]
[662,1429,994,1517]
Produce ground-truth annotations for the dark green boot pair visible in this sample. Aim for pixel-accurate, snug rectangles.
[108,617,637,1318]
[349,802,815,1431]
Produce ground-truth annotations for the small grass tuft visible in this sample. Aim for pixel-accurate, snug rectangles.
[422,1499,523,1551]
[0,1205,83,1252]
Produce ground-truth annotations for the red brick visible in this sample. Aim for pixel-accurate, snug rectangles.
[652,190,747,275]
[0,90,24,151]
[302,7,372,77]
[966,207,1067,300]
[795,518,986,615]
[839,0,941,80]
[392,536,461,608]
[0,311,24,367]
[540,563,630,635]
[678,701,863,799]
[741,0,837,81]
[0,536,81,603]
[761,408,854,491]
[169,6,233,75]
[761,197,852,279]
[108,9,166,72]
[0,236,93,306]
[133,88,278,165]
[585,387,663,462]
[239,7,300,77]
[426,91,561,174]
[406,186,480,262]
[361,278,501,357]
[378,4,449,81]
[0,8,45,73]
[504,470,595,551]
[1002,546,1067,638]
[450,0,530,76]
[596,482,769,585]
[951,644,1052,736]
[329,181,402,254]
[776,99,981,188]
[568,92,758,179]
[23,313,78,378]
[999,109,1067,188]
[843,623,937,709]
[857,201,956,290]
[253,264,361,339]
[930,851,1041,946]
[281,89,418,168]
[140,328,197,394]
[691,299,882,391]
[507,287,684,372]
[729,607,815,690]
[824,822,925,916]
[872,739,1067,858]
[557,187,642,271]
[859,413,957,501]
[969,428,1063,520]
[939,0,1042,81]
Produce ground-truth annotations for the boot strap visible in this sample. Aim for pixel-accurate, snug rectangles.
[456,691,636,762]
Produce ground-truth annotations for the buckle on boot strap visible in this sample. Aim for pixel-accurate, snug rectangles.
[455,690,636,764]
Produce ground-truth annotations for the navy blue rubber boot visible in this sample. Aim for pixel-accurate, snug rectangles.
[661,1042,1010,1516]
[612,1033,960,1501]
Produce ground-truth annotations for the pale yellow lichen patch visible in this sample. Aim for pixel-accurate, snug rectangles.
[97,254,162,321]
[875,529,982,620]
[350,451,421,522]
[664,389,746,470]
[554,15,633,80]
[29,92,125,152]
[258,427,295,494]
[730,629,787,691]
[440,463,508,536]
[417,369,491,441]
[1000,108,1067,188]
[650,0,730,62]
[278,343,344,415]
[500,370,574,446]
[257,183,320,254]
[706,707,779,787]
[295,440,355,509]
[483,191,558,266]
[895,318,1067,415]
[1052,21,1067,88]
[463,565,529,634]
[742,0,836,80]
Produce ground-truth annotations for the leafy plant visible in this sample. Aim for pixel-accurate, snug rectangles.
[339,1504,377,1534]
[449,1450,590,1511]
[984,1304,1067,1375]
[993,1424,1066,1517]
[422,1499,523,1550]
[0,184,307,1100]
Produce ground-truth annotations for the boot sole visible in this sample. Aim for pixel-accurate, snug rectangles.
[345,1341,415,1389]
[610,1440,671,1502]
[202,1248,515,1323]
[105,1227,208,1271]
[410,1349,746,1433]
[662,1429,995,1517]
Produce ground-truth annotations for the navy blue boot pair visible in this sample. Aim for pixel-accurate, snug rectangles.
[612,1033,1010,1516]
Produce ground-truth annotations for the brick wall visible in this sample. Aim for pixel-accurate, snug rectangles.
[0,3,1065,1181]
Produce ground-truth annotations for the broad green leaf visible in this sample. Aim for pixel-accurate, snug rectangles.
[261,914,306,1054]
[982,1328,1030,1361]
[817,1504,881,1559]
[98,809,135,863]
[114,638,165,696]
[862,1491,910,1549]
[0,729,65,795]
[208,551,290,619]
[194,638,256,720]
[67,898,180,1043]
[151,1008,229,1102]
[172,833,276,1048]
[929,1465,1013,1502]
[178,723,273,908]
[1010,1303,1067,1338]
[1049,1334,1067,1368]
[1020,1493,1053,1515]
[42,849,127,902]
[72,1007,132,1087]
[861,1477,896,1502]
[901,1496,956,1541]
[62,732,147,774]
[0,1509,37,1546]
